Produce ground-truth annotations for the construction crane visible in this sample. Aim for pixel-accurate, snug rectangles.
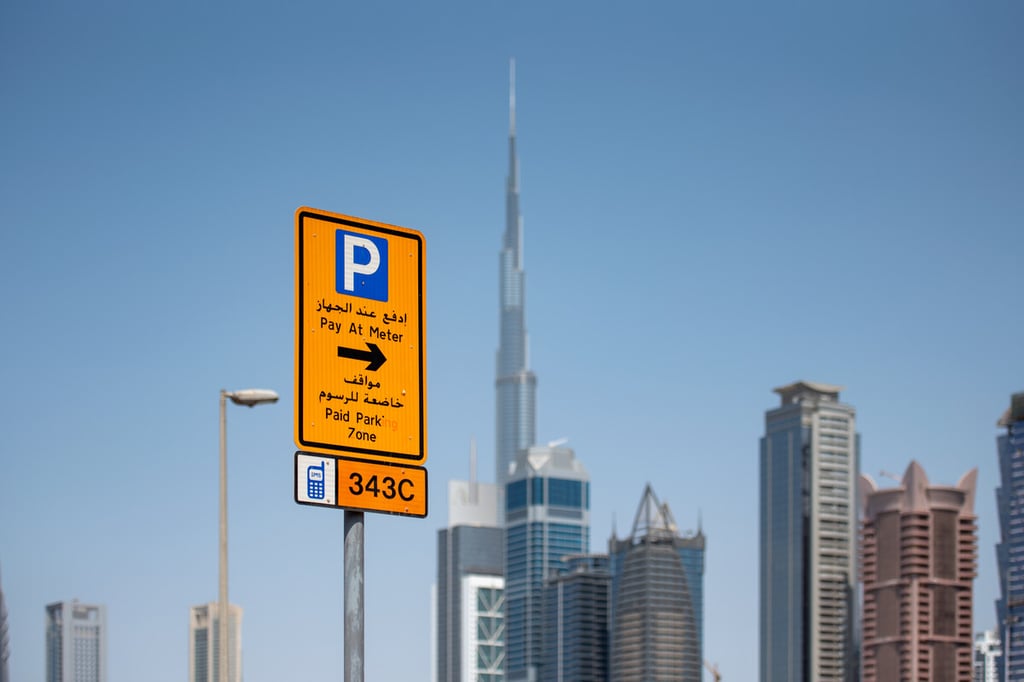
[704,660,721,682]
[879,470,902,484]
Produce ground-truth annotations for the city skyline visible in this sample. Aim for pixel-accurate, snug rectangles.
[2,3,1022,681]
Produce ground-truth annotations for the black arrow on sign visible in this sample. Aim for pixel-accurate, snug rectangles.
[337,342,387,371]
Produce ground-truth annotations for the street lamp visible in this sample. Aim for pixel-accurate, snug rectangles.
[219,388,278,682]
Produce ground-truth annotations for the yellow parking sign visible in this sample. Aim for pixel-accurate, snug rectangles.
[295,207,426,465]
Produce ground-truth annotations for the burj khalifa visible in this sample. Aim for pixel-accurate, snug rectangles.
[495,59,537,507]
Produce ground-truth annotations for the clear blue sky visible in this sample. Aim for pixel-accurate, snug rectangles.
[2,2,1022,680]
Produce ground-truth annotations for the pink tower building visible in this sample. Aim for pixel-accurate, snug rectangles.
[860,461,977,682]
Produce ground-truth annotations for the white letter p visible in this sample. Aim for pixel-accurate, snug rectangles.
[343,234,381,292]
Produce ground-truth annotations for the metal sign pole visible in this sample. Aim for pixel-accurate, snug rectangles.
[344,510,364,682]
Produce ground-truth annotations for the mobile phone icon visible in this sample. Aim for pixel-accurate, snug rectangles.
[307,461,325,500]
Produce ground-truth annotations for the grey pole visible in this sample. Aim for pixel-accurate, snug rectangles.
[218,390,229,682]
[217,388,276,682]
[344,510,365,682]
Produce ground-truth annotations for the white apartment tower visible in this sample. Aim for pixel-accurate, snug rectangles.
[189,603,242,682]
[974,629,1001,682]
[45,601,106,682]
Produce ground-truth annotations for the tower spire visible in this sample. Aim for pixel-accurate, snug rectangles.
[495,57,537,506]
[507,58,519,198]
[509,58,516,136]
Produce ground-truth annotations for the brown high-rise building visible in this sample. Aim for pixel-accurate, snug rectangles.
[860,461,977,682]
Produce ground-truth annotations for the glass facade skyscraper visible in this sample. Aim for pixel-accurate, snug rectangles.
[759,381,859,682]
[45,601,106,682]
[997,391,1024,682]
[495,59,537,501]
[541,555,610,682]
[609,485,705,682]
[505,445,589,682]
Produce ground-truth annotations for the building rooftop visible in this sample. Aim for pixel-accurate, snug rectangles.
[997,391,1024,427]
[773,380,844,406]
[860,460,978,515]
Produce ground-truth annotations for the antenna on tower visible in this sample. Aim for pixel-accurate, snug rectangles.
[509,58,516,135]
[470,436,479,504]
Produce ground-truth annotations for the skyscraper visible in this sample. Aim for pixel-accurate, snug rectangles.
[542,554,610,682]
[495,58,537,501]
[975,629,1002,682]
[505,444,589,682]
[996,391,1024,682]
[759,381,859,682]
[436,448,505,682]
[860,461,978,682]
[45,601,106,682]
[0,566,9,682]
[609,485,705,682]
[188,603,242,682]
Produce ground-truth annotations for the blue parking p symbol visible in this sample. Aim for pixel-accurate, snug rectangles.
[336,229,388,302]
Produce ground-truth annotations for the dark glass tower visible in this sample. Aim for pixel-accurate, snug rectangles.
[609,485,705,682]
[997,391,1024,682]
[542,555,610,682]
[495,59,537,499]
